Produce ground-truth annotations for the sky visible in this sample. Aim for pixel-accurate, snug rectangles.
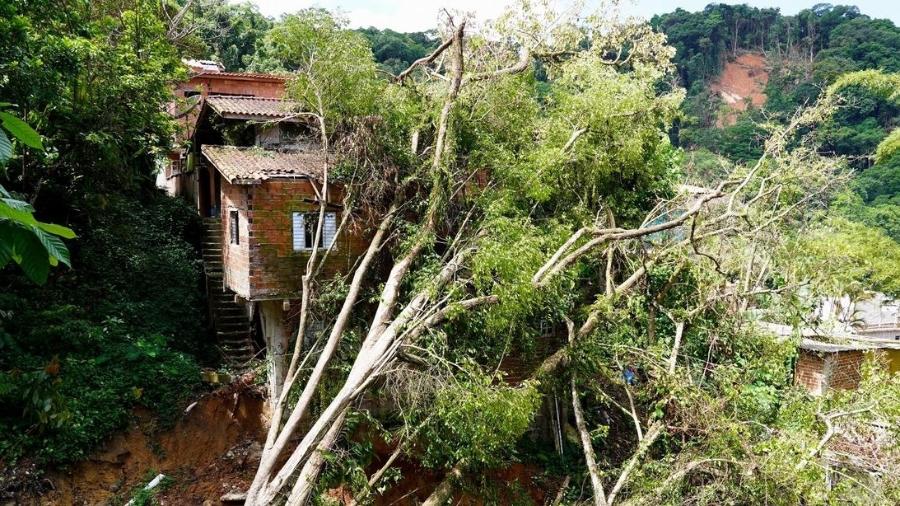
[239,0,900,32]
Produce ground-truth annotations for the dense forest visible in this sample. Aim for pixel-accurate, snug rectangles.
[1,1,900,505]
[652,3,900,245]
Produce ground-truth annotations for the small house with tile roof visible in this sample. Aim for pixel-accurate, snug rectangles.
[760,322,900,396]
[163,64,367,383]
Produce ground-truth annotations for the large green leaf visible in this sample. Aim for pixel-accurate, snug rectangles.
[30,225,70,267]
[1,222,50,284]
[0,111,43,149]
[0,129,10,164]
[0,199,39,227]
[2,196,35,213]
[37,221,76,239]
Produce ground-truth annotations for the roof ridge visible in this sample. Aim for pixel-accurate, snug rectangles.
[195,71,288,80]
[207,95,292,101]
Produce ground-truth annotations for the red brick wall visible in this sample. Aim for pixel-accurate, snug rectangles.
[222,181,252,298]
[795,349,865,395]
[218,179,369,299]
[828,350,864,391]
[795,351,826,395]
[177,75,285,99]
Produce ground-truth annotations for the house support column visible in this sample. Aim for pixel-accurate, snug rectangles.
[259,300,290,401]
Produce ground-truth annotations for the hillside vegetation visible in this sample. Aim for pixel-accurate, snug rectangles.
[653,3,900,244]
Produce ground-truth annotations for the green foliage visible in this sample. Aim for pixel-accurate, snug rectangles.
[875,127,900,164]
[0,2,207,468]
[0,106,74,284]
[356,27,438,75]
[180,0,273,71]
[0,0,184,202]
[0,184,75,284]
[788,217,900,298]
[0,194,205,465]
[122,470,173,506]
[652,4,864,92]
[814,17,900,84]
[259,9,383,122]
[0,107,42,157]
[419,374,541,469]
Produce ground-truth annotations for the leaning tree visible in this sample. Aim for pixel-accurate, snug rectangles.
[242,3,900,504]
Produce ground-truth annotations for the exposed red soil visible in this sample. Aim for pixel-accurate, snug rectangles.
[23,382,559,505]
[33,382,266,505]
[709,52,769,126]
[343,425,561,505]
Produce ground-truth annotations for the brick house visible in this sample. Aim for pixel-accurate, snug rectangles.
[794,340,870,396]
[761,322,899,395]
[162,63,367,392]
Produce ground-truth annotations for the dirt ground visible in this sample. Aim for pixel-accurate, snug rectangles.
[20,380,559,505]
[33,381,266,505]
[709,52,769,126]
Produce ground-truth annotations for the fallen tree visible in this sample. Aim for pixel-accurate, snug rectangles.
[242,3,900,504]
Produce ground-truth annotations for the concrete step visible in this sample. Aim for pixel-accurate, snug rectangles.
[217,314,247,321]
[215,307,244,314]
[218,329,250,337]
[217,320,249,327]
[216,323,250,339]
[222,341,252,349]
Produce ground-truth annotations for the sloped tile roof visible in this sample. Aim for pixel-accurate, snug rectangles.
[206,96,301,121]
[202,145,325,184]
[194,71,288,81]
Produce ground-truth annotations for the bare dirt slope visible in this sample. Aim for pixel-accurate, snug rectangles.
[709,52,769,126]
[36,382,266,505]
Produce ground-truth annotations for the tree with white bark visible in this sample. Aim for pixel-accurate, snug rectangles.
[239,3,900,504]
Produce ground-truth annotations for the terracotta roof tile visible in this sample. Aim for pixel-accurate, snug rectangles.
[194,71,288,81]
[202,145,324,184]
[206,96,301,120]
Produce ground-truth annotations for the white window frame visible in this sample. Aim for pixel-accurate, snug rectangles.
[293,211,337,251]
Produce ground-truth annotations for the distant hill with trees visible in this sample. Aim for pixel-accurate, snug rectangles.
[652,3,900,243]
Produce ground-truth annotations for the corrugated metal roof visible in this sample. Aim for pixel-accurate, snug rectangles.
[202,145,325,184]
[206,96,301,121]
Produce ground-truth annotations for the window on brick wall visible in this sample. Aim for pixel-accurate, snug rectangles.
[229,210,239,244]
[292,211,337,251]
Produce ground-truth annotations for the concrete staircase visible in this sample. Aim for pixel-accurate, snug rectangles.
[202,218,256,369]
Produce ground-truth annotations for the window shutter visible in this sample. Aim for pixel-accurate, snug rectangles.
[292,212,305,250]
[323,213,337,248]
